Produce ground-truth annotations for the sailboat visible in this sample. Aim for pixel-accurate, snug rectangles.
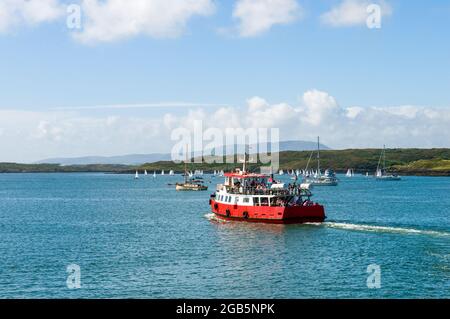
[153,171,156,178]
[305,137,338,186]
[134,171,139,179]
[346,169,354,177]
[144,170,148,176]
[375,145,401,181]
[175,145,208,191]
[161,170,165,176]
[169,170,174,176]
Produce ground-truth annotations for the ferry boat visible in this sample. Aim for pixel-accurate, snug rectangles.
[209,155,326,224]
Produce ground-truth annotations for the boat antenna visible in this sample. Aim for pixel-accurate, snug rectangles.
[239,145,252,173]
[243,145,247,173]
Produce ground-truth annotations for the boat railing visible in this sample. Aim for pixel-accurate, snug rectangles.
[225,186,311,197]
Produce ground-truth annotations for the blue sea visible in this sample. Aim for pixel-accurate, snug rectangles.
[0,173,448,298]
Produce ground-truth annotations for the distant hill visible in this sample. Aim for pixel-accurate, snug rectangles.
[3,148,450,176]
[277,140,330,152]
[34,140,330,165]
[35,153,171,165]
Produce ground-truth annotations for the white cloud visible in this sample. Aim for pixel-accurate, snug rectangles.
[74,0,216,43]
[0,0,64,33]
[321,0,392,27]
[1,91,450,162]
[232,0,302,37]
[161,90,450,150]
[301,89,342,125]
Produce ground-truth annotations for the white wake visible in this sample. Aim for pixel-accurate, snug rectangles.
[307,222,450,238]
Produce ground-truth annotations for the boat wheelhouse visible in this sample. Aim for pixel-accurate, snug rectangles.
[210,168,326,224]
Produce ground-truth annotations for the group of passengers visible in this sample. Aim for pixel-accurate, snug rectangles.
[229,179,304,197]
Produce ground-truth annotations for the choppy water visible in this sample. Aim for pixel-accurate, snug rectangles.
[0,173,449,298]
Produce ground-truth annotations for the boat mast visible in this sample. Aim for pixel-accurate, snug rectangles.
[376,146,383,174]
[184,144,188,183]
[317,136,321,176]
[383,144,386,172]
[305,150,314,172]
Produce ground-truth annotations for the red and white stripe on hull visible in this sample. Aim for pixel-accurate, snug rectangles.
[210,199,326,224]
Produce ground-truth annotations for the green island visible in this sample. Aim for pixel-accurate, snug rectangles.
[1,148,449,176]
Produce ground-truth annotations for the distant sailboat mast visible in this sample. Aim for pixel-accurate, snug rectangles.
[376,145,385,177]
[184,144,189,184]
[317,136,321,177]
[304,150,314,177]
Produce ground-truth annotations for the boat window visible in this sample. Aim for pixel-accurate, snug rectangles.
[270,197,277,206]
[228,196,232,203]
[243,197,250,203]
[260,197,269,206]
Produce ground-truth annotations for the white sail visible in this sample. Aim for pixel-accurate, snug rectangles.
[144,170,148,176]
[169,170,174,175]
[376,169,383,177]
[346,169,354,177]
[161,170,165,175]
[135,171,139,179]
[153,171,156,178]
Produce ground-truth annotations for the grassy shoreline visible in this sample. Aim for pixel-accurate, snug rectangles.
[1,149,449,176]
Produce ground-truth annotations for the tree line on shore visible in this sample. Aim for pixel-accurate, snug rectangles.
[1,148,449,176]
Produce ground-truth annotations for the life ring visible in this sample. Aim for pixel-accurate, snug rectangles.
[243,211,249,219]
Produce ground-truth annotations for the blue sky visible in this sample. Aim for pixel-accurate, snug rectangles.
[0,0,450,162]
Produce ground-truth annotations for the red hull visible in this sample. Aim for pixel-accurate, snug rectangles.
[210,199,326,224]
